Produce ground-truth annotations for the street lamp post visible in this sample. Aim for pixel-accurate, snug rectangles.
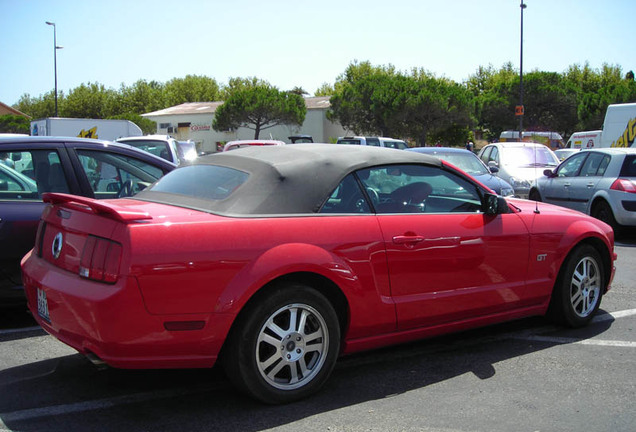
[518,1,527,140]
[45,21,62,117]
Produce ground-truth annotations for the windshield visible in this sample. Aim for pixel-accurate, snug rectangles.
[435,152,489,175]
[502,146,558,167]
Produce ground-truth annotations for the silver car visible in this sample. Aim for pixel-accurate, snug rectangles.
[529,148,636,233]
[478,142,559,199]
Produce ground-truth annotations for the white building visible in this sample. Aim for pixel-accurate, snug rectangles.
[142,96,350,153]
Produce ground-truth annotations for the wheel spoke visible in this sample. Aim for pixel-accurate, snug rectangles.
[266,359,287,381]
[304,327,324,345]
[288,307,299,332]
[297,309,309,334]
[259,351,282,371]
[571,288,583,310]
[298,356,309,377]
[265,321,287,339]
[258,332,282,348]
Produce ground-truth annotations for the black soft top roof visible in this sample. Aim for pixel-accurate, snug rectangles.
[136,144,442,215]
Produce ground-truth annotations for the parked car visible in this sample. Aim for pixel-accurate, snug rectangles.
[408,147,514,196]
[116,135,196,165]
[288,135,313,144]
[336,136,409,149]
[223,139,286,151]
[0,136,175,306]
[529,148,636,233]
[22,145,615,404]
[478,142,559,198]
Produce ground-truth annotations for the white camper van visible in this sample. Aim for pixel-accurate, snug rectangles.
[31,118,142,141]
[565,130,602,149]
[600,103,636,148]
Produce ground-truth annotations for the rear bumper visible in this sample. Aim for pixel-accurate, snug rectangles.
[21,250,235,369]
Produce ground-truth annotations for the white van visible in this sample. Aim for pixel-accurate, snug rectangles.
[337,136,408,149]
[600,103,636,148]
[499,130,564,150]
[565,130,602,149]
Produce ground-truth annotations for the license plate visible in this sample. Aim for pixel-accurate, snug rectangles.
[37,288,50,322]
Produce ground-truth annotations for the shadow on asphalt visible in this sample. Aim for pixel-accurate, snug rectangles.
[0,313,615,431]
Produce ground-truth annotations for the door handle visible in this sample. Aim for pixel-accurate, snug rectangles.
[393,235,424,245]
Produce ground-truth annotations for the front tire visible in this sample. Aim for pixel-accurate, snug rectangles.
[528,188,542,202]
[548,244,604,328]
[223,284,340,404]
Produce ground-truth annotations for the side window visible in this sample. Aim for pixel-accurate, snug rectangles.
[580,153,609,176]
[489,147,499,165]
[319,173,371,214]
[479,147,492,164]
[557,153,587,177]
[359,164,482,214]
[596,155,611,176]
[0,150,69,200]
[77,150,164,198]
[366,138,381,147]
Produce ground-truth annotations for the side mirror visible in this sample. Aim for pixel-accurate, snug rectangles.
[489,166,499,174]
[543,168,555,178]
[484,193,509,216]
[488,160,499,169]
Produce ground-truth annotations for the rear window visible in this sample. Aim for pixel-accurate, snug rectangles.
[337,139,362,145]
[121,140,171,161]
[620,155,636,177]
[149,165,248,200]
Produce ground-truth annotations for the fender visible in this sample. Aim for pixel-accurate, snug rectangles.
[532,218,614,290]
[215,241,396,337]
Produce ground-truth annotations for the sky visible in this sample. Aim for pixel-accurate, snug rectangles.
[1,0,634,107]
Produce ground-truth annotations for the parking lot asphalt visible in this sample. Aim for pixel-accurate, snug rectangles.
[1,238,635,432]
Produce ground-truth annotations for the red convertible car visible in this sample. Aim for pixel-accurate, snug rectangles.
[22,145,616,403]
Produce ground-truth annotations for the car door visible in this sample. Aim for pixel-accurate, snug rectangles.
[0,145,78,296]
[567,152,611,213]
[541,152,588,210]
[358,164,531,330]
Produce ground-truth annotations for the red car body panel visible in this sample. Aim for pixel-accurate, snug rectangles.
[22,182,616,369]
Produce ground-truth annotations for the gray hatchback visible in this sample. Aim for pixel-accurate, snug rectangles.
[530,147,636,234]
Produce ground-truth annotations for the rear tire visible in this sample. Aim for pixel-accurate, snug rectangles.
[548,244,604,328]
[223,284,340,404]
[592,200,621,237]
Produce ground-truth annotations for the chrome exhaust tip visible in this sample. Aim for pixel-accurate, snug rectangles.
[85,352,109,370]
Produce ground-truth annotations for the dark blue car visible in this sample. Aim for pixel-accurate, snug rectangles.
[0,136,176,307]
[408,147,515,197]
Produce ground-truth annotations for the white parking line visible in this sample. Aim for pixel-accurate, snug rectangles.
[592,308,636,322]
[519,335,636,348]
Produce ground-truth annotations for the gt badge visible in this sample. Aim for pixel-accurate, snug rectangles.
[537,254,547,262]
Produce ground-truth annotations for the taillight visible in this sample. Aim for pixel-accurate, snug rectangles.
[79,235,122,283]
[34,221,47,257]
[610,179,636,194]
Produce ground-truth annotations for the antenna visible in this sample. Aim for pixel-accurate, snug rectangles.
[533,135,540,214]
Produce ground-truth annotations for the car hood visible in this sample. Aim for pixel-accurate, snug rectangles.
[471,173,512,193]
[503,165,557,181]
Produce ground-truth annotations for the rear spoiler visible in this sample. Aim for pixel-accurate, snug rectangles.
[42,193,152,222]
